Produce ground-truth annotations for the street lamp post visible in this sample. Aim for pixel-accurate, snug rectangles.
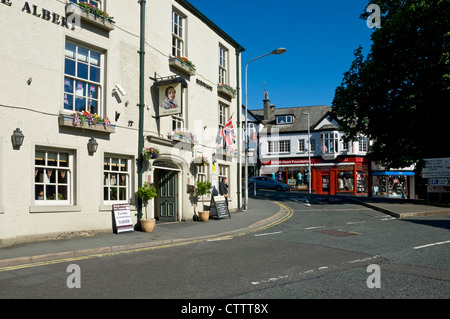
[244,48,286,210]
[303,112,311,193]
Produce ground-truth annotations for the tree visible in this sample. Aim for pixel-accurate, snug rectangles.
[331,0,450,169]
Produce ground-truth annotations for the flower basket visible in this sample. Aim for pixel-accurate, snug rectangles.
[142,147,160,161]
[193,156,209,166]
[169,56,196,76]
[217,84,236,98]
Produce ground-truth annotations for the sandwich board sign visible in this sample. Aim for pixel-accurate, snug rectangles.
[209,195,231,220]
[113,203,134,233]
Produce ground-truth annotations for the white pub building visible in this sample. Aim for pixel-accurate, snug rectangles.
[0,0,244,245]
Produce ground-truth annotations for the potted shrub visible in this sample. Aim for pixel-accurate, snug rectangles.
[136,183,158,232]
[194,180,212,221]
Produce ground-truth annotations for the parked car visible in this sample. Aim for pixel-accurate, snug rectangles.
[248,176,290,192]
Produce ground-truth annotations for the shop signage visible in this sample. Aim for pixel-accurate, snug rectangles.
[209,196,230,220]
[1,1,77,30]
[422,158,450,178]
[113,203,134,233]
[196,79,213,91]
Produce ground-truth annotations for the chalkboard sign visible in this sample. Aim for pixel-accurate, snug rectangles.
[113,203,134,233]
[209,195,231,220]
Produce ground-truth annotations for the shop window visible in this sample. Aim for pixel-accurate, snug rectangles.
[337,171,354,192]
[64,42,103,115]
[372,176,388,196]
[357,171,369,193]
[35,149,73,205]
[103,156,130,203]
[389,176,407,198]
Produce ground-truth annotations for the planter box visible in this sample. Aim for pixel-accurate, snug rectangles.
[217,85,236,99]
[66,3,115,31]
[59,114,115,133]
[169,57,196,76]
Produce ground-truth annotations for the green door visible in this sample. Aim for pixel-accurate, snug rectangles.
[158,170,178,222]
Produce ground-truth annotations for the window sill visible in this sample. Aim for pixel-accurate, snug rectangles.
[66,3,115,31]
[30,205,82,213]
[169,57,196,76]
[217,84,236,99]
[59,114,116,134]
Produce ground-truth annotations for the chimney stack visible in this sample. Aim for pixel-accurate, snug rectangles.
[263,91,274,122]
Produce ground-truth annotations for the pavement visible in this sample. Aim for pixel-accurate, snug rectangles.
[1,196,449,269]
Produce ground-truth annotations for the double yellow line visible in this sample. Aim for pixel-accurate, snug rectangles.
[0,201,294,273]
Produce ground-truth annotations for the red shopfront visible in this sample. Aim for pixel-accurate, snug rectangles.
[261,157,370,196]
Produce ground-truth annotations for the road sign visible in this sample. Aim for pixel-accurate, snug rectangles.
[422,158,450,178]
[429,178,450,186]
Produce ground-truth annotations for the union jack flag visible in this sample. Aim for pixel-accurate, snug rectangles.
[72,112,80,126]
[220,115,236,148]
[103,116,111,128]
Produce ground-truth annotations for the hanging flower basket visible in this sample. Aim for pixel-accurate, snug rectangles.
[142,147,160,161]
[193,155,209,166]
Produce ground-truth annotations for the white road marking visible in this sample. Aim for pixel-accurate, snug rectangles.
[254,231,283,237]
[413,240,450,250]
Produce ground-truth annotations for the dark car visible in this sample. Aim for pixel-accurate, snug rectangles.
[248,176,290,192]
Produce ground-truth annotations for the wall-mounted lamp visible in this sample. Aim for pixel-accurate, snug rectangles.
[87,137,98,154]
[112,84,127,96]
[12,128,24,148]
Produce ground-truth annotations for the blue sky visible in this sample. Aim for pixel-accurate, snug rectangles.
[189,0,375,110]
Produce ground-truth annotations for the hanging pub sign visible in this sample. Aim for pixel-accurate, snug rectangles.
[112,203,134,234]
[158,82,182,117]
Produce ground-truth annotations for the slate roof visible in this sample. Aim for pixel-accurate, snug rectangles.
[251,105,334,133]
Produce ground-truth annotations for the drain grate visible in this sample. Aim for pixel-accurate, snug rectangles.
[315,229,360,237]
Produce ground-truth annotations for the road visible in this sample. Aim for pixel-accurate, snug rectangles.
[0,191,449,303]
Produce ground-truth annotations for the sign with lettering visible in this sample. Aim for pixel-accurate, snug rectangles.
[113,203,134,233]
[209,196,230,220]
[422,158,450,178]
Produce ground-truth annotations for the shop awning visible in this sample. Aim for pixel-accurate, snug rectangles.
[371,171,415,176]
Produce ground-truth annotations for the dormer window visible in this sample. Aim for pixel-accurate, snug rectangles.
[276,115,293,125]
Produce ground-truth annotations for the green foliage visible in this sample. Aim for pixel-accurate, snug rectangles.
[332,0,450,168]
[136,183,157,203]
[195,181,212,197]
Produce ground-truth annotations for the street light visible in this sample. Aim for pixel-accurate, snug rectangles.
[303,112,311,193]
[244,47,286,210]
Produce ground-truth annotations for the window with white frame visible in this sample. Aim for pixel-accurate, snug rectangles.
[197,163,207,183]
[103,156,130,203]
[268,140,290,153]
[276,115,293,125]
[69,0,102,10]
[171,86,184,131]
[321,132,338,154]
[64,42,103,115]
[35,149,73,204]
[172,10,184,57]
[298,139,305,152]
[341,139,349,151]
[219,103,228,130]
[358,136,369,152]
[219,45,228,85]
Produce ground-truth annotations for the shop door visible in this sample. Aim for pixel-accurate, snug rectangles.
[158,170,178,222]
[321,174,330,195]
